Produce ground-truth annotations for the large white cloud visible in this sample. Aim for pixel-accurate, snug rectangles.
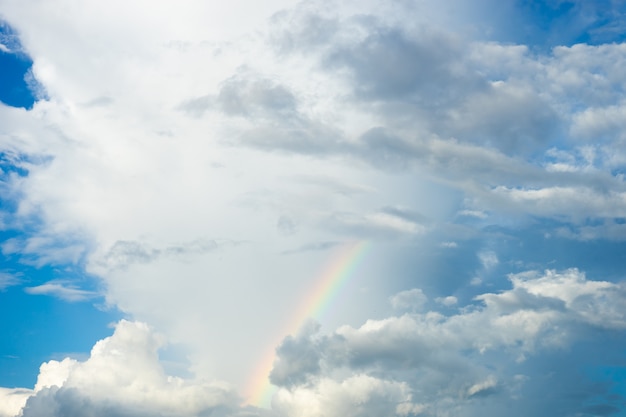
[0,388,32,417]
[17,320,238,417]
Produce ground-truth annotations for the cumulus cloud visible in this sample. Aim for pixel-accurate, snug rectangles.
[17,320,238,417]
[273,375,422,417]
[5,268,625,417]
[0,388,32,417]
[270,321,324,387]
[268,268,626,416]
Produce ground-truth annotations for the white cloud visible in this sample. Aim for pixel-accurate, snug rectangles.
[478,251,498,270]
[440,241,458,248]
[436,295,458,306]
[457,210,488,219]
[24,281,97,302]
[466,375,498,398]
[268,268,626,416]
[273,375,419,417]
[487,186,626,220]
[0,388,32,417]
[390,289,427,311]
[18,320,238,417]
[507,269,626,329]
[0,272,20,290]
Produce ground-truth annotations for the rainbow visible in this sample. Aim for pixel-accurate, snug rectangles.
[244,240,371,407]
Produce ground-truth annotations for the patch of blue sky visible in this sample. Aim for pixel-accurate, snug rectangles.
[588,366,626,404]
[391,217,626,309]
[472,0,626,48]
[0,152,29,178]
[0,153,121,390]
[0,256,122,388]
[0,21,39,109]
[516,335,626,414]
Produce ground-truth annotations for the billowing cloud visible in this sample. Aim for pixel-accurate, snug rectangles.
[268,269,626,416]
[273,375,423,417]
[17,320,238,417]
[0,388,31,417]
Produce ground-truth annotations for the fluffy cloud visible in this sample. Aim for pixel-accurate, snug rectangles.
[272,375,423,417]
[16,320,238,417]
[269,269,626,416]
[0,388,32,417]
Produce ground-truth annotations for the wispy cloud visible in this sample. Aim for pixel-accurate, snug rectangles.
[0,272,20,291]
[24,281,98,302]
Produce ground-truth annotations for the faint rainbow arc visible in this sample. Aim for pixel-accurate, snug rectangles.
[244,240,371,407]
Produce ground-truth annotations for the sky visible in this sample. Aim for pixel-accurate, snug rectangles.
[1,0,626,416]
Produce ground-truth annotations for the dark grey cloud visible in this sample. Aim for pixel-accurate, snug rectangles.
[444,83,559,154]
[321,24,560,154]
[175,18,626,238]
[270,322,324,387]
[355,127,416,171]
[351,127,541,185]
[324,25,485,104]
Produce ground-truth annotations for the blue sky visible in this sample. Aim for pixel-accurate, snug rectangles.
[2,1,626,416]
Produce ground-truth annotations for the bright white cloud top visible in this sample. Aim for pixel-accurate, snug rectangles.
[1,1,626,416]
